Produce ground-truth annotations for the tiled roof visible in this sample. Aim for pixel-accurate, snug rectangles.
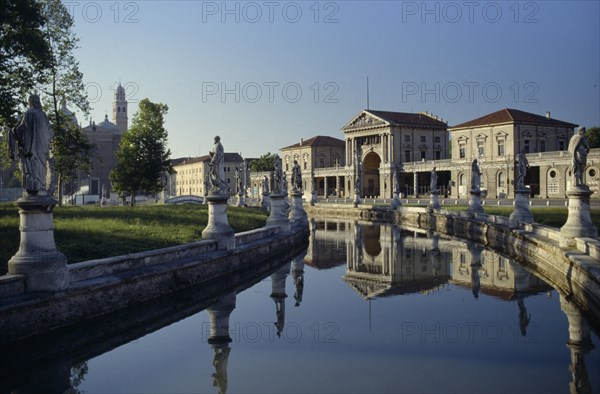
[281,135,345,150]
[366,109,448,128]
[451,108,578,129]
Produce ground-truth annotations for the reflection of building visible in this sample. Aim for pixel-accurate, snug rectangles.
[342,223,451,299]
[304,219,347,270]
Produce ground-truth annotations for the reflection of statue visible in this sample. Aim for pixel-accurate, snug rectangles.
[274,299,285,337]
[9,94,55,195]
[212,345,231,394]
[568,127,590,187]
[515,150,529,190]
[517,297,531,336]
[291,160,302,192]
[293,272,304,307]
[471,159,481,191]
[209,136,227,193]
[471,265,480,298]
[430,167,438,192]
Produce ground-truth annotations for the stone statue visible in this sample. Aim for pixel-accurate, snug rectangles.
[430,167,438,192]
[515,150,529,190]
[204,176,211,196]
[394,166,401,194]
[262,175,269,194]
[236,169,243,194]
[291,160,302,191]
[282,171,288,194]
[471,159,481,191]
[208,135,227,194]
[568,127,590,187]
[9,94,55,196]
[273,154,282,193]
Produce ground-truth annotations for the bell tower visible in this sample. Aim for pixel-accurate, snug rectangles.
[112,83,128,133]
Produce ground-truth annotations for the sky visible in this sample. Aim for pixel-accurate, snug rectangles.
[67,0,600,159]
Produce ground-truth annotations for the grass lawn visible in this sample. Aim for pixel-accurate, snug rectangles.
[0,203,267,273]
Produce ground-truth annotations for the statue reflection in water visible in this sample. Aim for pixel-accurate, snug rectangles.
[292,252,306,307]
[271,262,291,337]
[205,292,236,394]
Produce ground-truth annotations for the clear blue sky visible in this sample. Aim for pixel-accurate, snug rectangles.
[68,0,600,159]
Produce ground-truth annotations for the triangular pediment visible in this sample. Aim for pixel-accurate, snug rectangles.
[342,110,389,131]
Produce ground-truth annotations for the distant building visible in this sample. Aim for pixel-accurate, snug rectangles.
[280,135,345,198]
[171,153,244,196]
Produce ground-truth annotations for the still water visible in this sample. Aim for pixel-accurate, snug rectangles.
[3,220,600,393]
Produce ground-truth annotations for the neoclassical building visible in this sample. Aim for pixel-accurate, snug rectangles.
[279,108,599,200]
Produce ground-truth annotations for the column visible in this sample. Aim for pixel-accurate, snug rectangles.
[323,177,328,198]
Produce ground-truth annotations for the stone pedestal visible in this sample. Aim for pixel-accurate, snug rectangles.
[467,189,484,216]
[427,190,440,212]
[390,192,402,210]
[206,292,236,344]
[288,191,308,225]
[560,186,598,248]
[266,193,290,231]
[8,195,69,292]
[202,193,235,250]
[236,192,245,207]
[509,189,534,227]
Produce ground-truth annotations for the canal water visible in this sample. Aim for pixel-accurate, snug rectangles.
[2,220,599,393]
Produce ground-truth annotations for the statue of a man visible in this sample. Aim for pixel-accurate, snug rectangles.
[262,175,270,194]
[9,94,55,196]
[515,150,529,190]
[273,154,282,193]
[430,167,438,192]
[291,160,302,192]
[568,127,590,186]
[208,135,226,193]
[471,159,481,191]
[235,169,243,194]
[394,166,401,194]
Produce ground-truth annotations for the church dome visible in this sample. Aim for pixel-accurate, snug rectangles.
[97,114,120,133]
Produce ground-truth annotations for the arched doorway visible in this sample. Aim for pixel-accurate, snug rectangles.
[363,152,381,197]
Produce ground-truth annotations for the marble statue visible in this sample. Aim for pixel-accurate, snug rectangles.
[9,94,55,195]
[515,150,529,190]
[394,166,401,194]
[568,127,590,187]
[291,160,302,192]
[262,175,269,194]
[209,136,227,194]
[235,169,242,194]
[430,167,438,192]
[273,154,282,193]
[471,159,481,190]
[282,171,288,194]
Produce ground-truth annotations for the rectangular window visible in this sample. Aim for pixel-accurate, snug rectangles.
[405,135,410,142]
[420,136,426,143]
[435,151,441,160]
[405,150,411,162]
[420,151,426,160]
[304,161,307,170]
[524,139,530,154]
[478,144,484,157]
[319,159,324,168]
[498,142,505,156]
[459,146,466,159]
[434,136,440,143]
[559,140,565,151]
[540,140,546,152]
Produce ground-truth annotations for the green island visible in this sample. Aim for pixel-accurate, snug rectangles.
[0,203,268,273]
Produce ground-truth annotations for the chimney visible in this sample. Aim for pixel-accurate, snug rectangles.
[546,111,551,119]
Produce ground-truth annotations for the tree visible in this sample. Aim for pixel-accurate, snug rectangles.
[0,0,51,128]
[585,127,600,149]
[250,152,276,172]
[36,0,91,205]
[110,99,172,206]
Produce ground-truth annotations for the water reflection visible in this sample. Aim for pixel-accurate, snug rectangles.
[1,220,598,393]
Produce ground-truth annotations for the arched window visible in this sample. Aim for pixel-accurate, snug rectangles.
[459,173,464,186]
[498,172,505,188]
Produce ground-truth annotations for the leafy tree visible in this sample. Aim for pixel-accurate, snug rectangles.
[585,127,600,149]
[0,0,51,128]
[110,99,172,206]
[250,152,276,172]
[36,0,91,205]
